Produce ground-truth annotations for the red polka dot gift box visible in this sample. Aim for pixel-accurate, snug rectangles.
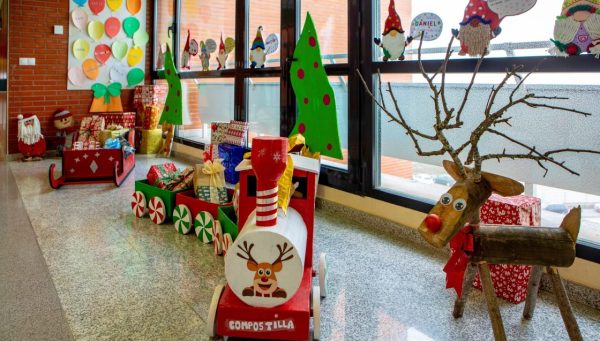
[473,194,542,304]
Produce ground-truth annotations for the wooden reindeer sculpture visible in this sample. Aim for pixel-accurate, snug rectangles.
[357,35,600,341]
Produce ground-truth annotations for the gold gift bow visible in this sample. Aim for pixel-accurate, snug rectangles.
[201,160,226,203]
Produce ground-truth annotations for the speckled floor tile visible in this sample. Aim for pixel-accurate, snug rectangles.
[6,158,600,340]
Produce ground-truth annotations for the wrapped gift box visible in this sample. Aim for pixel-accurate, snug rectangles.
[77,115,105,143]
[218,143,245,184]
[100,112,136,129]
[72,140,101,150]
[139,129,163,154]
[143,106,161,130]
[211,122,230,144]
[133,85,168,110]
[223,120,249,146]
[147,163,178,188]
[99,128,130,146]
[473,194,542,304]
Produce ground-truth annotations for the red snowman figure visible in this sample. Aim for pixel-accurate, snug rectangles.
[17,114,46,161]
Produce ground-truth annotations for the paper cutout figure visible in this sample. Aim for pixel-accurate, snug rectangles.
[90,82,123,112]
[199,39,217,71]
[127,46,143,66]
[83,59,100,80]
[127,0,141,15]
[133,30,149,47]
[127,68,144,87]
[250,27,279,68]
[88,20,104,42]
[488,0,537,18]
[374,0,413,61]
[105,17,121,38]
[73,0,87,7]
[289,13,343,159]
[72,38,90,61]
[551,1,600,56]
[71,7,88,31]
[68,66,86,86]
[181,30,199,70]
[156,43,167,69]
[159,47,183,157]
[94,44,112,64]
[107,0,123,11]
[110,63,129,83]
[88,0,105,15]
[123,17,140,38]
[17,115,46,161]
[410,13,443,42]
[112,40,128,60]
[217,34,235,70]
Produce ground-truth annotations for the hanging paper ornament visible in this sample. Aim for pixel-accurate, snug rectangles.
[87,20,105,42]
[72,39,90,61]
[126,0,142,15]
[289,12,343,159]
[264,33,279,55]
[82,59,100,80]
[127,46,143,66]
[68,66,86,87]
[110,63,129,83]
[73,0,87,6]
[410,13,443,41]
[105,17,121,38]
[123,17,140,38]
[488,0,537,19]
[111,40,128,60]
[133,30,149,47]
[71,8,88,31]
[88,0,105,15]
[374,0,413,62]
[127,68,144,87]
[94,44,112,65]
[107,0,123,11]
[92,82,122,104]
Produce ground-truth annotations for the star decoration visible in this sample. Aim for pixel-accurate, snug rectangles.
[83,154,89,159]
[74,157,80,163]
[108,156,114,162]
[70,168,75,173]
[95,152,100,158]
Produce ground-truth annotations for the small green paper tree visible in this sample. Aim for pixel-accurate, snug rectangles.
[160,47,183,125]
[289,13,343,159]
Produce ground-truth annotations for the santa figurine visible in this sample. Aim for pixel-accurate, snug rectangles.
[551,0,600,56]
[217,35,228,70]
[53,108,76,152]
[452,0,501,56]
[374,0,413,61]
[17,114,46,161]
[250,26,266,68]
[181,30,199,70]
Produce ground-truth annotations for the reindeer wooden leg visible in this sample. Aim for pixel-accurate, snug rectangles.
[453,262,478,318]
[547,266,583,341]
[479,262,507,341]
[523,265,543,320]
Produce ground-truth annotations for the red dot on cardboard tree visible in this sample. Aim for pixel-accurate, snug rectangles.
[299,123,306,133]
[323,94,331,105]
[297,69,305,79]
[167,69,171,75]
[309,37,316,47]
[165,105,169,112]
[313,62,319,68]
[304,98,309,104]
[177,90,181,97]
[327,143,332,150]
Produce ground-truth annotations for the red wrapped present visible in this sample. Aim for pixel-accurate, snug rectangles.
[77,115,105,143]
[147,163,178,189]
[133,85,168,111]
[211,122,230,144]
[100,112,136,129]
[473,194,542,304]
[223,120,249,146]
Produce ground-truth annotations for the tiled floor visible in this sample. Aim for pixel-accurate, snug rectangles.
[1,157,600,340]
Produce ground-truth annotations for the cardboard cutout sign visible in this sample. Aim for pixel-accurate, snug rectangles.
[94,44,112,64]
[72,39,90,61]
[88,20,104,42]
[68,66,86,86]
[109,63,129,83]
[123,17,140,37]
[82,59,100,80]
[71,8,88,31]
[133,30,149,47]
[111,40,128,60]
[105,17,121,38]
[127,46,143,66]
[106,0,123,11]
[126,0,141,15]
[90,82,123,112]
[488,0,537,19]
[410,13,443,41]
[88,0,105,15]
[127,68,144,87]
[265,33,279,55]
[73,0,87,6]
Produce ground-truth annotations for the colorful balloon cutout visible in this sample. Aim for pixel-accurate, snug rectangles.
[88,20,105,42]
[88,0,105,15]
[126,0,142,15]
[122,17,140,38]
[133,30,149,47]
[94,44,112,64]
[105,17,121,38]
[107,0,123,11]
[112,40,128,60]
[71,8,88,31]
[127,68,145,87]
[488,0,537,19]
[127,46,143,66]
[72,39,90,61]
[82,59,100,80]
[110,63,129,83]
[68,66,86,87]
[73,0,87,6]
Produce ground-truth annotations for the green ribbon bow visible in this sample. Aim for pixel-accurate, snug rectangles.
[92,83,122,104]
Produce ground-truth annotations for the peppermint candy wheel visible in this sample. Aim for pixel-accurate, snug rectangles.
[148,196,166,225]
[131,191,146,218]
[194,211,214,243]
[222,233,233,256]
[213,220,223,256]
[173,204,192,234]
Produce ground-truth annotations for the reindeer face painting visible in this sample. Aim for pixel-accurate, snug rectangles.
[237,241,294,298]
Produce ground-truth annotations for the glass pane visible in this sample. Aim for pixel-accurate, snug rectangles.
[374,0,563,61]
[155,0,174,70]
[321,76,348,169]
[300,0,348,64]
[248,0,281,68]
[247,77,280,146]
[177,78,235,144]
[179,0,236,71]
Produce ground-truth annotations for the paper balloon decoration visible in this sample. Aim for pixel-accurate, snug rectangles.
[73,0,87,6]
[126,0,141,15]
[105,17,121,38]
[68,66,86,86]
[112,40,128,60]
[71,8,88,31]
[110,63,129,83]
[72,39,90,61]
[410,13,443,41]
[488,0,537,19]
[127,46,143,66]
[133,30,149,47]
[123,17,140,38]
[107,0,123,11]
[127,68,144,87]
[82,59,100,80]
[88,20,105,42]
[88,0,105,15]
[94,44,112,64]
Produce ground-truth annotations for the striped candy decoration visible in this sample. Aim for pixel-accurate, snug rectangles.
[222,233,233,255]
[131,191,146,218]
[148,197,166,224]
[213,220,223,256]
[195,211,215,243]
[173,204,192,234]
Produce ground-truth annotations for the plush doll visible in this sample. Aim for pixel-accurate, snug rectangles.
[17,114,46,161]
[53,109,76,153]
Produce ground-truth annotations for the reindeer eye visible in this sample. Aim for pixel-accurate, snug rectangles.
[453,199,467,212]
[265,269,271,276]
[440,193,453,205]
[258,269,264,276]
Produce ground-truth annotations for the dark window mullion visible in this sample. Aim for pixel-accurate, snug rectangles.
[172,0,181,69]
[279,0,298,137]
[235,0,249,122]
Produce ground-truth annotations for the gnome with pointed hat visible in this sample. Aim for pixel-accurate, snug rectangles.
[250,26,267,68]
[374,0,413,61]
[216,34,235,70]
[181,30,199,70]
[551,0,600,56]
[452,0,501,56]
[199,40,212,71]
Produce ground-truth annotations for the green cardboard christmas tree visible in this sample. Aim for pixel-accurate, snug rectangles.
[289,13,343,159]
[159,46,183,157]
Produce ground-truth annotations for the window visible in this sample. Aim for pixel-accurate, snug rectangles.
[247,77,280,145]
[300,0,348,64]
[248,0,281,68]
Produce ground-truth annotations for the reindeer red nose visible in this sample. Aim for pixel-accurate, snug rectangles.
[424,214,442,233]
[261,277,268,282]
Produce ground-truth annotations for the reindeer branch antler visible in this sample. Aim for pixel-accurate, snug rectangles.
[273,242,294,265]
[237,241,258,265]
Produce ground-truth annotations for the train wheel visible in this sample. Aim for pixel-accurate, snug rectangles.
[194,211,214,244]
[312,285,321,340]
[213,221,223,256]
[131,191,146,218]
[148,197,166,225]
[222,233,233,256]
[173,204,192,234]
[207,284,225,337]
[319,253,328,298]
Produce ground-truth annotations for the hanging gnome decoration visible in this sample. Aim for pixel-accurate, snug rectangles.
[374,0,413,61]
[199,39,217,72]
[216,34,235,70]
[249,26,279,69]
[17,114,46,161]
[181,30,199,70]
[53,109,76,152]
[551,0,600,56]
[452,0,502,56]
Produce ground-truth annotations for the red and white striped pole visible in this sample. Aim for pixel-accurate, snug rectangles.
[251,137,288,227]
